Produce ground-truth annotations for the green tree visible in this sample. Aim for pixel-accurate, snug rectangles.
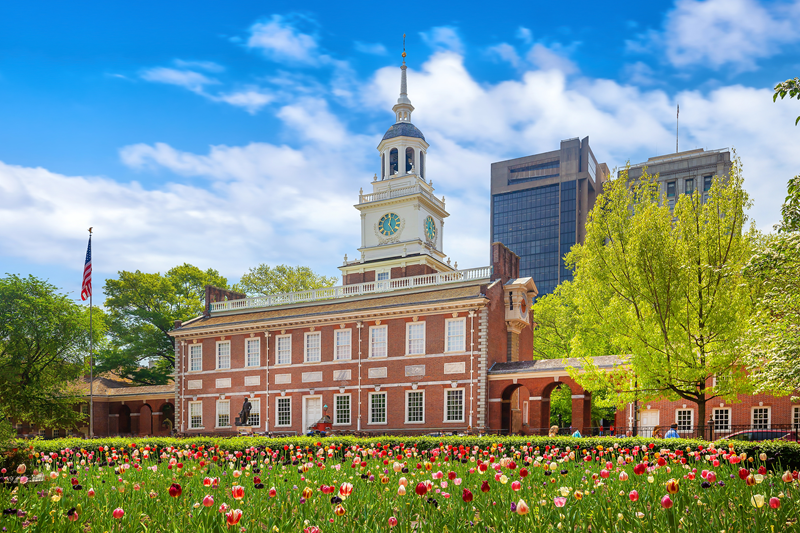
[744,177,800,396]
[774,78,800,126]
[554,161,755,437]
[0,274,102,441]
[239,264,337,297]
[99,264,230,385]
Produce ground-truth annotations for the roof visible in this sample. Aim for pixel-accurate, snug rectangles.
[488,355,625,375]
[175,283,488,333]
[75,373,175,397]
[382,122,425,142]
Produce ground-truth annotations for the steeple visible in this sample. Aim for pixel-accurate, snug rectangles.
[393,35,414,123]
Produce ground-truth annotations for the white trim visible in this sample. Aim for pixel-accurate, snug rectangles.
[675,407,694,432]
[275,396,292,427]
[333,393,351,426]
[188,400,203,429]
[189,344,203,372]
[275,334,292,366]
[405,389,425,424]
[523,400,529,425]
[247,397,261,427]
[216,399,231,428]
[793,406,800,429]
[444,387,465,423]
[368,391,388,425]
[406,321,426,356]
[752,406,771,429]
[445,318,466,353]
[216,340,231,370]
[712,407,731,432]
[369,325,388,358]
[245,337,261,368]
[304,331,321,363]
[334,328,352,361]
[302,394,323,433]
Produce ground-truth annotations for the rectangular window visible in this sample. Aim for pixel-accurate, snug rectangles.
[305,332,321,362]
[335,330,351,360]
[276,335,292,365]
[676,409,693,432]
[276,397,292,427]
[189,401,203,429]
[666,181,676,197]
[793,406,800,429]
[445,389,464,422]
[247,398,260,427]
[445,318,466,352]
[685,178,694,195]
[406,390,424,423]
[334,394,351,425]
[245,338,260,367]
[703,176,713,192]
[712,408,731,432]
[406,322,425,355]
[376,271,389,281]
[370,326,387,358]
[38,428,46,438]
[369,392,387,424]
[52,429,60,438]
[190,344,203,372]
[753,407,770,429]
[216,341,231,370]
[81,404,90,415]
[216,400,230,428]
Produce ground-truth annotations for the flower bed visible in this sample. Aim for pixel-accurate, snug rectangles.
[1,439,799,532]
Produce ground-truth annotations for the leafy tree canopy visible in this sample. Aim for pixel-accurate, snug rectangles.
[238,264,337,297]
[774,77,800,126]
[0,274,103,441]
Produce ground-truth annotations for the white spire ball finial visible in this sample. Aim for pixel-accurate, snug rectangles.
[393,34,413,123]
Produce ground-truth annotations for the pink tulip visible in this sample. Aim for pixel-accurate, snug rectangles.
[769,497,781,509]
[203,495,214,507]
[600,469,609,479]
[706,471,716,483]
[629,490,639,502]
[661,495,673,509]
[388,516,398,527]
[511,481,521,491]
[112,508,125,519]
[16,464,26,475]
[554,497,567,507]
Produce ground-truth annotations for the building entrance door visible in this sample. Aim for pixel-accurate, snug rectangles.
[303,396,322,434]
[640,409,660,437]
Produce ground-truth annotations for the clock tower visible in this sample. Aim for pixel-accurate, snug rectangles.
[340,50,452,285]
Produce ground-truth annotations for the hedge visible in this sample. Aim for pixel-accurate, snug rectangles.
[4,434,800,470]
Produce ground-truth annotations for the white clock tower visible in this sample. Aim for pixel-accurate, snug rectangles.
[340,51,452,284]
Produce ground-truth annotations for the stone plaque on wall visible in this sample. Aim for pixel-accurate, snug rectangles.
[405,365,425,377]
[215,378,231,389]
[302,371,323,383]
[368,367,387,379]
[443,362,466,374]
[244,375,260,386]
[274,374,291,384]
[187,380,202,390]
[333,369,351,381]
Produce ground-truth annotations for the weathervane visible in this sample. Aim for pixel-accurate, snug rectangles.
[402,34,406,63]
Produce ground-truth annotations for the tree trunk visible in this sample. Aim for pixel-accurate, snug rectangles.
[697,393,707,440]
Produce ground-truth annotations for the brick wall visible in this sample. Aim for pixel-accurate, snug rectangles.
[204,286,247,316]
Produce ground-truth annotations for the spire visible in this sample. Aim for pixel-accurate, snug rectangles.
[393,34,414,123]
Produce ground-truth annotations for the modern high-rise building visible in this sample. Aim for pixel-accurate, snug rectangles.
[623,148,731,209]
[490,137,609,297]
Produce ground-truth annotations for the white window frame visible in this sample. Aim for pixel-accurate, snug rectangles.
[368,392,387,425]
[793,406,800,430]
[275,335,292,366]
[335,329,352,360]
[405,390,425,424]
[216,341,231,370]
[304,332,321,363]
[752,406,771,429]
[216,400,231,428]
[675,408,694,433]
[712,407,731,432]
[276,397,292,428]
[333,393,351,426]
[189,344,203,372]
[406,322,426,356]
[369,325,388,358]
[38,428,46,437]
[247,398,261,427]
[376,270,390,281]
[444,388,465,423]
[245,338,260,368]
[445,318,466,353]
[188,401,203,430]
[523,400,529,425]
[52,428,61,438]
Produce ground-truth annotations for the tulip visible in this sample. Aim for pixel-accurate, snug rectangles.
[203,477,213,487]
[706,471,717,483]
[269,487,277,498]
[339,482,353,499]
[554,497,567,507]
[112,508,125,519]
[302,487,313,499]
[415,482,428,496]
[516,499,530,516]
[746,474,756,487]
[226,508,243,526]
[665,479,679,494]
[16,464,26,475]
[481,480,490,493]
[511,480,521,491]
[751,494,765,508]
[769,497,780,509]
[738,468,749,480]
[218,503,230,514]
[629,490,639,502]
[334,504,346,516]
[759,453,767,461]
[87,488,95,498]
[783,471,794,483]
[397,485,406,496]
[660,495,673,509]
[462,488,473,502]
[203,495,214,507]
[398,477,408,487]
[168,483,182,498]
[633,464,646,476]
[231,485,244,500]
[619,471,628,482]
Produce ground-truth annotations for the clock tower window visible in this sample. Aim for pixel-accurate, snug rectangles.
[389,148,399,175]
[381,153,385,179]
[406,147,415,173]
[420,151,425,179]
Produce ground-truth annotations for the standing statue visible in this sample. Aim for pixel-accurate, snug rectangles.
[235,398,252,426]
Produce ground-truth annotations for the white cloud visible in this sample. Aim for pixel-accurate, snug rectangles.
[354,41,387,55]
[628,0,800,70]
[420,27,464,55]
[516,27,533,45]
[140,67,219,93]
[486,43,521,68]
[173,59,225,72]
[621,61,658,86]
[215,89,274,114]
[526,43,578,75]
[247,15,321,65]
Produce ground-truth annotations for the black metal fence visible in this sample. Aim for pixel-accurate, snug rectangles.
[512,424,800,441]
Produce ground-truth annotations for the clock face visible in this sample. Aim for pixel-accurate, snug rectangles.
[378,213,401,236]
[425,216,437,241]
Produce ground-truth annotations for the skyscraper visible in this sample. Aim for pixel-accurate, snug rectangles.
[490,137,609,297]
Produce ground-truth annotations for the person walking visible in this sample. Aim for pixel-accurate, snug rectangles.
[664,424,680,438]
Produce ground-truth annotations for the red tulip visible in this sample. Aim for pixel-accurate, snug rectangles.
[480,480,490,493]
[225,508,243,526]
[519,468,529,478]
[462,488,473,502]
[661,495,673,509]
[769,497,781,509]
[203,495,214,507]
[629,490,639,502]
[633,463,646,476]
[738,468,749,480]
[231,485,244,500]
[112,508,125,519]
[168,483,182,498]
[415,482,428,496]
[269,487,277,498]
[339,482,353,499]
[388,516,398,527]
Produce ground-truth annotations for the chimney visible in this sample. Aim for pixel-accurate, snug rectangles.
[204,285,247,317]
[490,242,520,285]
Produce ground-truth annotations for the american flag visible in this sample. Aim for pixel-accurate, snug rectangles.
[81,236,92,301]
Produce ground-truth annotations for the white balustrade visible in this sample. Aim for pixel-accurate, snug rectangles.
[209,266,492,313]
[358,183,445,210]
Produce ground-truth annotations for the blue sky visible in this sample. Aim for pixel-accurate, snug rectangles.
[2,0,800,301]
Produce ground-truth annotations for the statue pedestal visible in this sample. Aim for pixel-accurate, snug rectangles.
[236,425,253,436]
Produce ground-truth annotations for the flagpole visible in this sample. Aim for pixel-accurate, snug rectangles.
[89,228,94,439]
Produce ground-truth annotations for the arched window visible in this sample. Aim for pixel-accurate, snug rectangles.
[406,147,415,173]
[381,153,385,179]
[420,152,425,179]
[389,148,398,175]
